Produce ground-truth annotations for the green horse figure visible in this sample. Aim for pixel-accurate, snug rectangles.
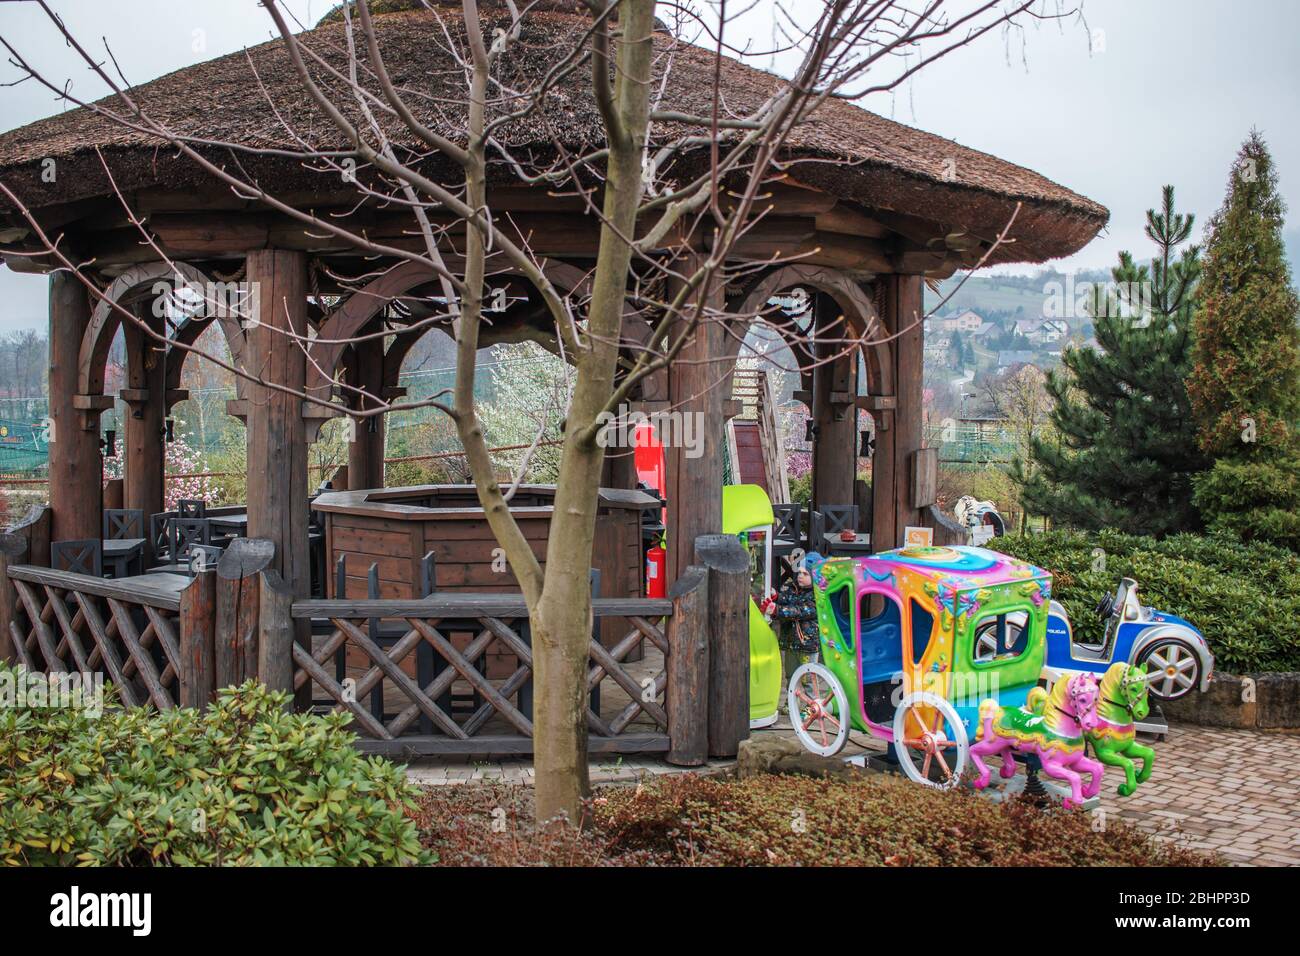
[1083,662,1156,797]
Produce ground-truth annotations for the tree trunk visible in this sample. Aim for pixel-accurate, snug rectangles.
[530,0,655,824]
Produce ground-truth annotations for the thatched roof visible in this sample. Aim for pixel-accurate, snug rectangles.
[0,1,1107,264]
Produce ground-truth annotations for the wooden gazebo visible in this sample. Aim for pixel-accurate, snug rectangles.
[0,2,1106,758]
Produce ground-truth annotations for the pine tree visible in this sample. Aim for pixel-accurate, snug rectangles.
[1015,186,1207,535]
[1188,132,1300,550]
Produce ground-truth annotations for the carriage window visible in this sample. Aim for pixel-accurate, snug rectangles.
[910,599,934,665]
[971,610,1030,664]
[828,584,853,649]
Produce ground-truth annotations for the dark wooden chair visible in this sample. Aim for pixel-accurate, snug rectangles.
[307,496,327,598]
[177,499,207,519]
[52,539,103,577]
[103,508,144,540]
[102,508,146,577]
[148,518,213,574]
[772,503,802,586]
[150,510,178,560]
[813,504,863,557]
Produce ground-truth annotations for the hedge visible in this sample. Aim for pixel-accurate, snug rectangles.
[412,775,1214,866]
[0,670,429,866]
[993,529,1300,673]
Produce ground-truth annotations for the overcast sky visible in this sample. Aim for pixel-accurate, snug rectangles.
[0,0,1295,333]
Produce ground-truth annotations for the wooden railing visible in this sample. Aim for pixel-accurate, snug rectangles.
[1,514,748,766]
[1,564,215,709]
[285,593,675,757]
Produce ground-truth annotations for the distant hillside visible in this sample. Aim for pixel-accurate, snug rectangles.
[924,268,1113,320]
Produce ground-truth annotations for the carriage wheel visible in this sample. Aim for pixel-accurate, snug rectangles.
[892,692,969,791]
[788,662,849,757]
[1138,640,1200,701]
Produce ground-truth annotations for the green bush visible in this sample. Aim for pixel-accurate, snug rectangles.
[789,474,812,508]
[410,775,1213,867]
[0,671,429,866]
[994,530,1300,673]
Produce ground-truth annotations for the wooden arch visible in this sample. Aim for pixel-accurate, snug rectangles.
[730,264,892,399]
[308,257,661,408]
[76,261,247,399]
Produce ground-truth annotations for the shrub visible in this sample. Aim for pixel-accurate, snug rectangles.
[994,529,1300,673]
[409,775,1213,867]
[0,670,428,866]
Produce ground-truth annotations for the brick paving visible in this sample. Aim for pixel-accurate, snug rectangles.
[1091,724,1300,866]
[404,722,1300,866]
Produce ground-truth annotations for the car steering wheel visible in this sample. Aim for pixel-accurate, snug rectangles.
[1095,592,1115,621]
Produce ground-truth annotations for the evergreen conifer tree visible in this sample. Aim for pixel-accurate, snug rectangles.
[1188,132,1300,550]
[1016,186,1206,535]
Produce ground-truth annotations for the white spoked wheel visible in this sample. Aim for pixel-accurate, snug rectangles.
[973,626,999,663]
[892,692,969,791]
[788,662,849,757]
[1138,640,1200,701]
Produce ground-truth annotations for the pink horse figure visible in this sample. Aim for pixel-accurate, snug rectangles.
[969,674,1105,808]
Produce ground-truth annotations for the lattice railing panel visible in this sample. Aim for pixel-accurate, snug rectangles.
[290,596,672,754]
[7,571,186,710]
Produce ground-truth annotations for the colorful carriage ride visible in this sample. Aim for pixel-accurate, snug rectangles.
[788,545,1053,790]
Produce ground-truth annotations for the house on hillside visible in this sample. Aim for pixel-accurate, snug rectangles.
[1014,318,1069,344]
[924,334,953,361]
[997,350,1036,369]
[939,309,983,333]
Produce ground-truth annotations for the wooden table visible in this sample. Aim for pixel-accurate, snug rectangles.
[821,532,872,557]
[102,537,146,577]
[208,513,248,537]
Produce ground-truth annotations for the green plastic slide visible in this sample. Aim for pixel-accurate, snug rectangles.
[721,485,782,727]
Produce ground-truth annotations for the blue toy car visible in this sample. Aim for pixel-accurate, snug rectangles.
[975,577,1213,703]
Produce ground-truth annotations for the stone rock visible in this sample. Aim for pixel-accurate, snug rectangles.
[736,734,867,781]
[1160,673,1256,728]
[1256,673,1300,729]
[1160,672,1300,729]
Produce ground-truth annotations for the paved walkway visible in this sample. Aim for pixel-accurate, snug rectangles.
[403,722,1300,865]
[1092,724,1300,866]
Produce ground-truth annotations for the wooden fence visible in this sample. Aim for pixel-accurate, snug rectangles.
[0,509,746,766]
[283,593,674,757]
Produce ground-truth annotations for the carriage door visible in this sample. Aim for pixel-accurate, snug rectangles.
[903,597,940,698]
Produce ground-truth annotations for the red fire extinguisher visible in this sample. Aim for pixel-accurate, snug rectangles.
[645,536,667,599]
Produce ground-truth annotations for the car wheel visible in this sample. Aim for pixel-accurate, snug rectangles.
[1137,639,1201,701]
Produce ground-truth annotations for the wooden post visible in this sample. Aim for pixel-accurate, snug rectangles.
[257,568,296,707]
[665,564,709,766]
[0,532,27,663]
[347,337,386,491]
[178,567,216,708]
[665,261,725,584]
[893,276,925,536]
[214,538,276,689]
[48,272,103,543]
[243,250,311,687]
[102,478,124,511]
[695,533,749,758]
[811,293,857,511]
[872,274,924,549]
[122,303,166,538]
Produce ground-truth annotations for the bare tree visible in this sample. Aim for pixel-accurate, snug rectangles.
[1,0,1067,822]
